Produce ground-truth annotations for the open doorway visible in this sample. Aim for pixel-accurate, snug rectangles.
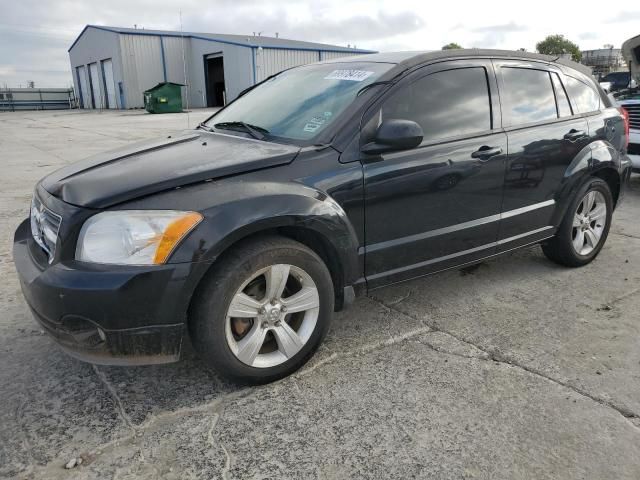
[205,54,226,107]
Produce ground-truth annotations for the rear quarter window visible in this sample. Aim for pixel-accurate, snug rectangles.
[564,75,600,113]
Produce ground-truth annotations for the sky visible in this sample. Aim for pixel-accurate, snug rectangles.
[1,0,639,88]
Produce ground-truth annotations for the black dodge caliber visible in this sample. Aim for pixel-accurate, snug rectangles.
[14,50,632,383]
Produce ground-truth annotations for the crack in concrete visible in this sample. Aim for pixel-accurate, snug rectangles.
[612,231,640,240]
[92,365,135,432]
[220,442,232,480]
[296,326,433,378]
[29,388,254,478]
[207,411,232,480]
[368,295,640,430]
[610,287,640,305]
[417,335,490,360]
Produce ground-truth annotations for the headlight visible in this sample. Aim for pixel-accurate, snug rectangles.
[76,210,203,265]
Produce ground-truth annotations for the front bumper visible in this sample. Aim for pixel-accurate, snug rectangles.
[13,218,198,365]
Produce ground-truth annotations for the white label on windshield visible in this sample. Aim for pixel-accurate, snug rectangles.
[324,70,374,82]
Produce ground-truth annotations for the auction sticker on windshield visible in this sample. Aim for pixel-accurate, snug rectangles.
[324,70,374,82]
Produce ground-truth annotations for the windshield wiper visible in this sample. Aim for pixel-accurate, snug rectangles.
[213,121,268,140]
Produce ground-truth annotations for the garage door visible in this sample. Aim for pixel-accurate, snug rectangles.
[76,66,90,109]
[88,63,102,109]
[101,59,117,109]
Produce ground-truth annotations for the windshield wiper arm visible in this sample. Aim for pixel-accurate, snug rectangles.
[197,122,213,132]
[213,121,268,140]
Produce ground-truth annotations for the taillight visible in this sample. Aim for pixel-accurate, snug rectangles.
[619,107,630,149]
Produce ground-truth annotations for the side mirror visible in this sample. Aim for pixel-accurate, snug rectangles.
[362,119,423,154]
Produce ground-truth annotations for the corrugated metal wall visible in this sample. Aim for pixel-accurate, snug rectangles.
[69,27,124,109]
[254,48,366,82]
[254,48,319,82]
[162,37,190,83]
[320,51,361,61]
[119,34,165,108]
[161,36,190,105]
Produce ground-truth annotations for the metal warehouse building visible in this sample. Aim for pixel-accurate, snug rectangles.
[68,25,375,110]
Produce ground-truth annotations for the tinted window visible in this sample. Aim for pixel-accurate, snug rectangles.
[501,67,557,125]
[551,73,572,117]
[381,67,491,143]
[564,75,600,113]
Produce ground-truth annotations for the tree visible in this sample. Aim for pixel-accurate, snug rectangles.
[535,35,582,62]
[442,42,462,50]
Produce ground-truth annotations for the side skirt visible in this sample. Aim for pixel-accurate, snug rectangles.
[366,230,555,293]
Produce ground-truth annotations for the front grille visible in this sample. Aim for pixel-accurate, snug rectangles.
[30,194,62,263]
[622,103,640,131]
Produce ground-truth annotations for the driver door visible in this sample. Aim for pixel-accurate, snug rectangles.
[361,60,507,288]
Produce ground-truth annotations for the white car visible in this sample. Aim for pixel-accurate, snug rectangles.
[612,95,640,171]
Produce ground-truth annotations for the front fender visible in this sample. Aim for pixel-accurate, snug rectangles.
[169,180,361,287]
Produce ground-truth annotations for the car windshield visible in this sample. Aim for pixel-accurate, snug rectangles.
[205,62,393,142]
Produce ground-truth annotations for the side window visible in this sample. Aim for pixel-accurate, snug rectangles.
[381,67,491,143]
[501,67,557,125]
[564,75,600,113]
[551,73,572,117]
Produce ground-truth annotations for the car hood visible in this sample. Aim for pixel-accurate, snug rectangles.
[41,130,300,208]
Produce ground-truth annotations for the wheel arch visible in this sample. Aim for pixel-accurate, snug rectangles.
[176,190,362,316]
[554,141,623,225]
[591,167,621,206]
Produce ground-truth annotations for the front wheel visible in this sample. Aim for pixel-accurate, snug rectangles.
[542,178,613,267]
[189,236,334,384]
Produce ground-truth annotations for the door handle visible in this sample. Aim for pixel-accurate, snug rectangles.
[563,129,586,141]
[471,146,503,160]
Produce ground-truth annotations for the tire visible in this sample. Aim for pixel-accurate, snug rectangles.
[542,177,613,267]
[189,236,334,384]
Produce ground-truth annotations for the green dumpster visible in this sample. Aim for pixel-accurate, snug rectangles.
[143,82,184,113]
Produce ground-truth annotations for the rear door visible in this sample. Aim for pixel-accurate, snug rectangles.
[361,60,507,288]
[494,61,590,251]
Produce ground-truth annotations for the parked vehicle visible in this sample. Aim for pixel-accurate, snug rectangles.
[612,93,640,171]
[618,34,640,171]
[14,50,632,384]
[599,71,636,93]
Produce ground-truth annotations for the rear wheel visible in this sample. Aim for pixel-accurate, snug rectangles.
[542,178,613,267]
[189,236,334,384]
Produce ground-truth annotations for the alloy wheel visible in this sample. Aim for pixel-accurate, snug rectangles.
[224,264,320,368]
[572,190,607,256]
